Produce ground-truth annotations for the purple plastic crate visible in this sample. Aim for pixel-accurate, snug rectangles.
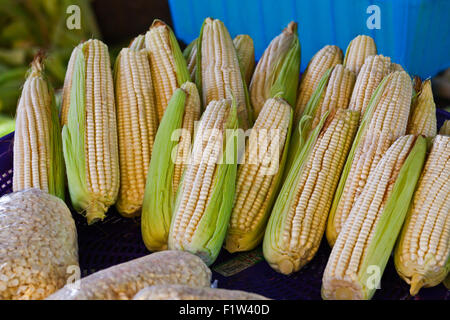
[0,109,449,300]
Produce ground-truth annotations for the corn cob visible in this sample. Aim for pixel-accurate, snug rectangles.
[197,17,252,129]
[407,78,437,138]
[249,22,300,116]
[394,135,450,295]
[343,35,377,75]
[168,99,239,266]
[61,39,119,224]
[114,48,158,217]
[311,64,356,128]
[440,120,450,135]
[145,19,190,121]
[129,34,145,50]
[183,38,197,82]
[46,251,212,300]
[263,110,359,274]
[225,98,292,253]
[326,71,413,246]
[322,135,427,300]
[348,55,392,118]
[142,82,201,251]
[13,56,65,199]
[294,45,342,122]
[233,34,255,86]
[133,284,269,300]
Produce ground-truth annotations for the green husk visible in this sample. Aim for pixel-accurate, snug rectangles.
[45,67,65,200]
[268,23,301,107]
[141,89,187,252]
[169,99,239,266]
[358,136,427,300]
[444,274,450,290]
[283,67,332,176]
[263,111,329,273]
[61,45,91,218]
[326,73,391,244]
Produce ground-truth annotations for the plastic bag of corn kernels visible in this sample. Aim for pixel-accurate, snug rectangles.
[0,188,79,299]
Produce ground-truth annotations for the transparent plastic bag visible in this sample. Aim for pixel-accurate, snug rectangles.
[0,188,79,299]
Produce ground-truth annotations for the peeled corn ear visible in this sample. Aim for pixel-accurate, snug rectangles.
[197,17,252,129]
[145,19,190,121]
[263,110,359,274]
[114,47,158,217]
[225,97,293,253]
[13,56,65,199]
[142,83,200,251]
[394,135,450,295]
[129,34,145,50]
[322,135,427,300]
[407,78,437,138]
[233,34,256,86]
[294,45,342,122]
[249,22,300,116]
[311,64,356,129]
[348,55,392,119]
[184,35,254,90]
[62,39,119,224]
[168,98,239,266]
[343,35,377,75]
[326,71,412,246]
[183,38,198,82]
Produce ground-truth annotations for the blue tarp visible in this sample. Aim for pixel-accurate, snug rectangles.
[168,0,450,78]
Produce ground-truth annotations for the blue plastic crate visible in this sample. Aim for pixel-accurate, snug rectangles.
[168,0,450,78]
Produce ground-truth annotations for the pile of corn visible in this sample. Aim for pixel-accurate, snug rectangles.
[8,17,449,300]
